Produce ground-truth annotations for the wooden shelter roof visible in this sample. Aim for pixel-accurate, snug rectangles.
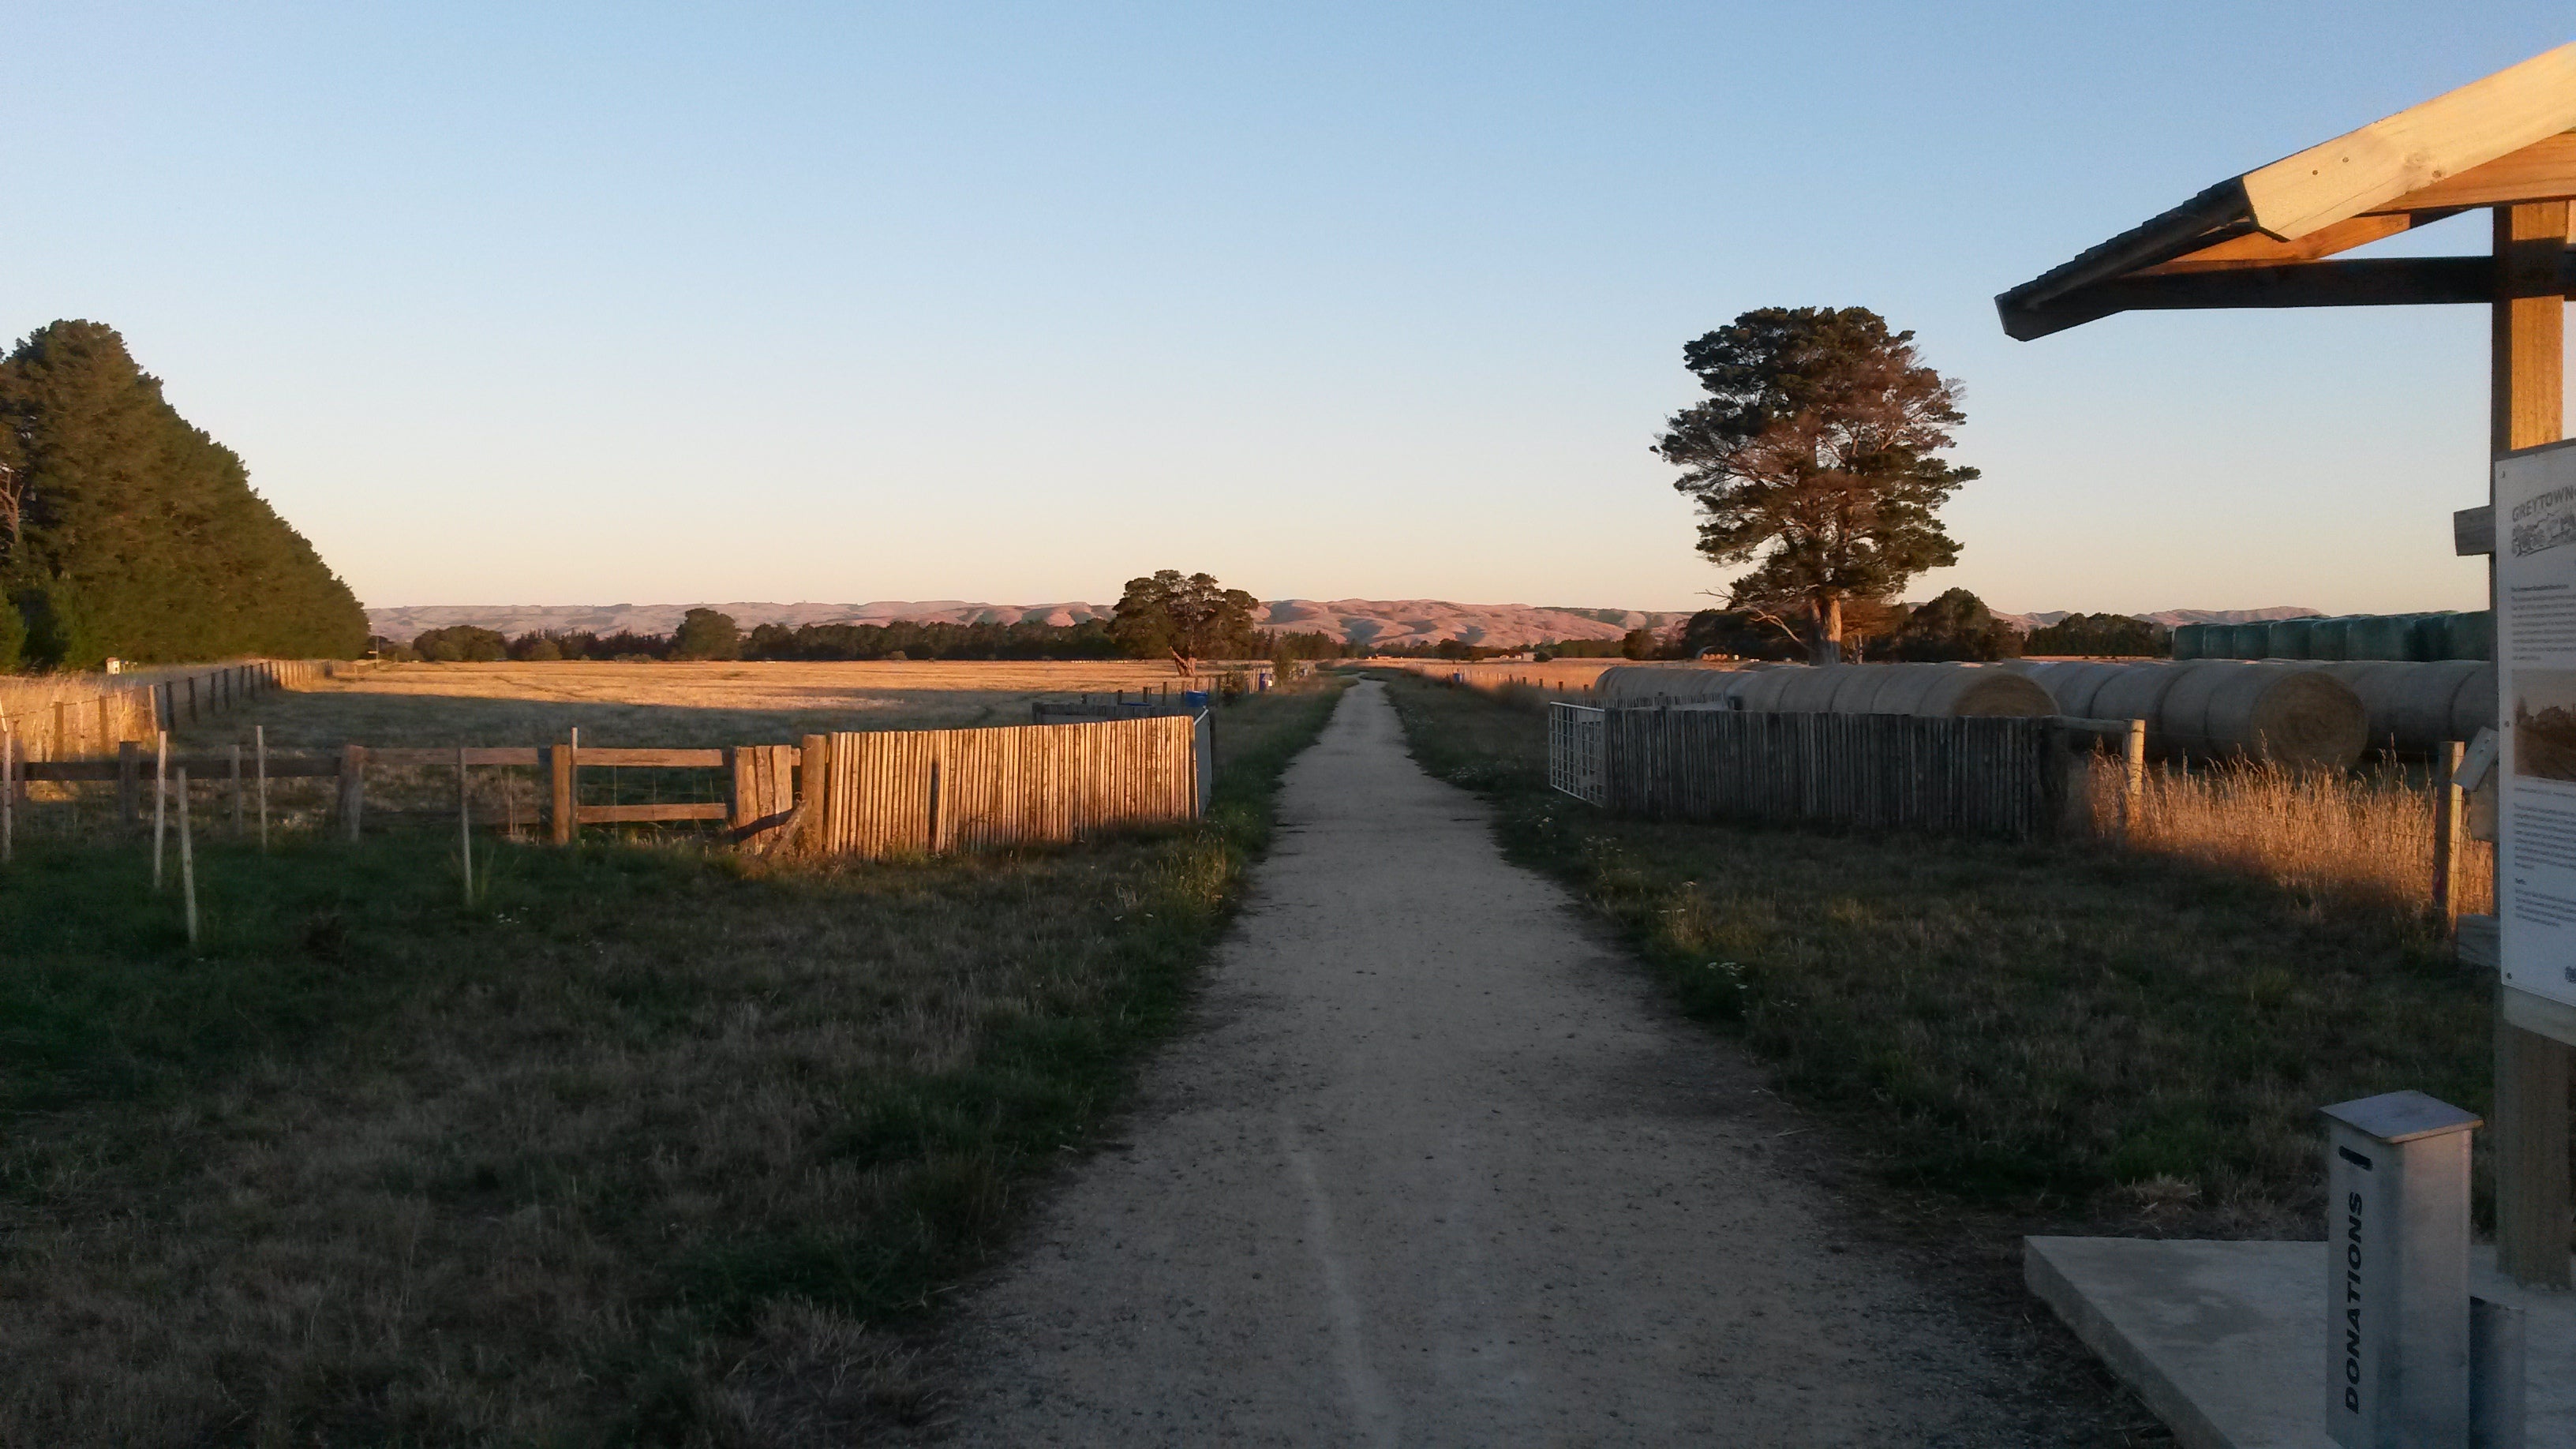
[1998,44,2576,340]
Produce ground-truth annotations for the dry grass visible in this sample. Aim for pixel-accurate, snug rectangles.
[167,660,1234,753]
[0,680,1348,1445]
[2088,755,2493,923]
[1364,658,1627,695]
[1378,672,2490,1232]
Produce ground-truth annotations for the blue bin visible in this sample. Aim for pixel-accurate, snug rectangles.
[1182,690,1211,707]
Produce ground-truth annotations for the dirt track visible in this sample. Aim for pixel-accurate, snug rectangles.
[936,680,2035,1444]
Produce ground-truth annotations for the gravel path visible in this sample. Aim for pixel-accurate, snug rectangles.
[936,680,2032,1445]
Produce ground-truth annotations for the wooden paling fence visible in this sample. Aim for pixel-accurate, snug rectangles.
[804,713,1210,858]
[1552,703,2076,841]
[0,659,330,762]
[4,712,1211,862]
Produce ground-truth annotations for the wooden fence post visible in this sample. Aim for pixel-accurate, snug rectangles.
[458,747,474,907]
[153,732,169,889]
[230,743,244,838]
[338,743,365,842]
[119,739,140,833]
[175,767,197,945]
[53,700,68,759]
[799,733,833,854]
[2435,739,2466,930]
[2121,719,2146,842]
[255,725,268,852]
[549,739,575,845]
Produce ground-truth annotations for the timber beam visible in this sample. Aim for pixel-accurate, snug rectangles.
[2001,252,2576,341]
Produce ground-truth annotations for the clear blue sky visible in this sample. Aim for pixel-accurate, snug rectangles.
[5,4,2570,615]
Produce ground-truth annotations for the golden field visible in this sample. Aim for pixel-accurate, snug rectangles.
[167,659,1248,751]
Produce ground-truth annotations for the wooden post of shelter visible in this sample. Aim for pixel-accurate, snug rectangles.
[1993,43,2576,1289]
[2492,198,2572,1288]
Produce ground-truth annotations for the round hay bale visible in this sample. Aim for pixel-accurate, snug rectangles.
[1773,666,1848,713]
[2402,613,2447,662]
[1593,665,1744,706]
[1678,663,2054,717]
[2089,664,2185,732]
[1864,663,2053,717]
[2170,623,2205,661]
[2308,617,2352,662]
[1730,666,1807,713]
[2020,661,2130,717]
[2450,664,2497,741]
[2287,611,2328,657]
[1822,665,1890,713]
[2316,661,2484,754]
[2346,615,2412,661]
[2161,661,2364,767]
[2444,611,2494,662]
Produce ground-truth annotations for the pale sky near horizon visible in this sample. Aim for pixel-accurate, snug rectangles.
[5,5,2570,616]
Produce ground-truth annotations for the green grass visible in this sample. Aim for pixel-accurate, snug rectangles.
[0,681,1345,1447]
[1376,672,2492,1231]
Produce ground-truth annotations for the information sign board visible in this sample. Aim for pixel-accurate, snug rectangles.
[2495,440,2576,1032]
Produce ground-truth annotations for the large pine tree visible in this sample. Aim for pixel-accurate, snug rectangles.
[0,320,365,668]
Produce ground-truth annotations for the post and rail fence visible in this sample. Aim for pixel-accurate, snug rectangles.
[1,710,1211,863]
[0,658,332,763]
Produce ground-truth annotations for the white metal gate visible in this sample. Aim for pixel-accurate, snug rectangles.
[1548,702,1606,805]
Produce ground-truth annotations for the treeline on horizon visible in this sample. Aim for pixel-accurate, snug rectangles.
[399,594,2174,666]
[1420,592,2172,665]
[402,617,1406,664]
[0,320,368,670]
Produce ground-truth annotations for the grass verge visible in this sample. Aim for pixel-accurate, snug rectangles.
[0,681,1344,1446]
[1375,672,2491,1233]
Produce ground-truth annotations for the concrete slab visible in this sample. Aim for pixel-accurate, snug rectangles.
[2026,1237,2576,1449]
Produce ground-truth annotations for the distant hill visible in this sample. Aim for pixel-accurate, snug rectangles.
[1986,605,2323,633]
[365,599,1698,652]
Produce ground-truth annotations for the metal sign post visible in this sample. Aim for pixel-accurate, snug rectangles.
[2321,1091,2481,1448]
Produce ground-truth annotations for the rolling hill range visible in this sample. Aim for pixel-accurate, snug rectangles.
[365,600,1698,651]
[365,601,2327,652]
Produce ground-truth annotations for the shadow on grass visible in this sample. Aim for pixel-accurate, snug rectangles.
[0,682,1346,1445]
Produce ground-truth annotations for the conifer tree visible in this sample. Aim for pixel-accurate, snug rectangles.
[0,321,366,668]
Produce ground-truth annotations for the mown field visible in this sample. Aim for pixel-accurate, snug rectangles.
[1376,672,2493,1241]
[166,659,1252,754]
[0,676,1346,1445]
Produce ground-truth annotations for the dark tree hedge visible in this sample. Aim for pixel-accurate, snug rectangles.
[0,320,366,668]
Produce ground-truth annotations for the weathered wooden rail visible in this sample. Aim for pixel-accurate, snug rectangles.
[5,712,1211,860]
[0,658,330,762]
